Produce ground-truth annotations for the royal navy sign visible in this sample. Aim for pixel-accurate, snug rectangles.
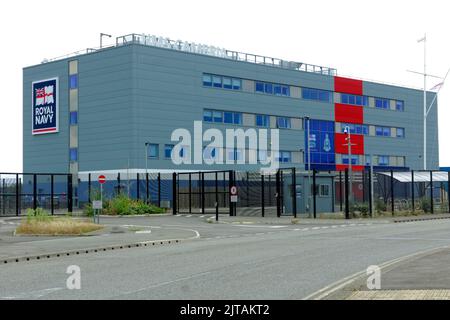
[32,78,58,135]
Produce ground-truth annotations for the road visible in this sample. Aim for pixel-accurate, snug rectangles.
[1,215,450,299]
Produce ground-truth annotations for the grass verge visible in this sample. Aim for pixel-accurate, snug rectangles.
[16,217,103,236]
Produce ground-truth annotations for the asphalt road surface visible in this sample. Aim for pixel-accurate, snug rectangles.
[1,216,450,299]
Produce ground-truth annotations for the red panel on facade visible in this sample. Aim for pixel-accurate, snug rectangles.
[336,164,365,172]
[335,133,364,155]
[334,76,363,95]
[335,103,364,124]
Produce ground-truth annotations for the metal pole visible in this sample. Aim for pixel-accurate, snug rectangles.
[33,174,37,210]
[368,166,373,217]
[261,174,265,217]
[306,117,312,218]
[423,34,427,170]
[15,174,19,216]
[88,173,91,204]
[347,129,353,206]
[172,172,177,215]
[68,174,73,213]
[136,173,140,200]
[345,168,350,219]
[51,174,54,215]
[146,173,149,204]
[117,173,121,195]
[1,178,5,216]
[189,173,192,213]
[312,169,317,219]
[276,170,281,218]
[215,171,219,221]
[292,167,297,218]
[246,171,249,207]
[430,170,434,214]
[390,170,395,216]
[339,171,343,211]
[229,170,233,217]
[158,173,161,207]
[447,172,450,214]
[201,172,205,215]
[411,170,415,212]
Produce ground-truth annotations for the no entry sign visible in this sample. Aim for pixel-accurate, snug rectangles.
[230,185,238,203]
[98,175,106,184]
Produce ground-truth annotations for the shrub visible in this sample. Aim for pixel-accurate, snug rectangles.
[26,208,52,223]
[83,195,166,216]
[350,203,370,218]
[419,198,432,213]
[375,199,387,214]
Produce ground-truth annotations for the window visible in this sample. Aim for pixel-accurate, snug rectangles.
[396,100,405,111]
[223,77,232,89]
[212,76,222,88]
[375,98,389,109]
[213,111,223,123]
[302,88,331,102]
[383,127,391,137]
[264,83,273,94]
[233,112,242,124]
[364,155,371,166]
[341,93,368,106]
[278,151,292,163]
[69,148,78,162]
[147,144,159,159]
[396,128,405,138]
[277,117,291,129]
[203,110,213,122]
[164,144,174,159]
[342,155,359,165]
[69,112,78,125]
[320,185,330,197]
[223,112,242,125]
[232,78,241,90]
[378,155,389,166]
[69,75,78,89]
[255,82,264,93]
[375,126,391,137]
[203,74,212,86]
[256,114,270,127]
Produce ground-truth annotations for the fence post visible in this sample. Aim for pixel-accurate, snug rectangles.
[136,173,140,200]
[261,174,265,217]
[215,172,219,221]
[391,170,395,216]
[146,172,149,204]
[339,171,343,212]
[88,173,91,204]
[345,168,350,219]
[246,171,250,207]
[276,170,281,218]
[117,173,121,195]
[411,170,415,212]
[229,170,233,217]
[172,172,177,215]
[189,173,192,214]
[68,174,73,213]
[430,170,434,214]
[33,174,37,210]
[368,167,373,217]
[16,174,19,216]
[313,169,317,219]
[158,173,161,207]
[292,167,297,218]
[51,174,54,215]
[448,172,450,214]
[201,172,205,215]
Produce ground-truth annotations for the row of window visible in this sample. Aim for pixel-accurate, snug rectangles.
[203,109,293,129]
[202,74,405,111]
[146,143,295,163]
[341,154,404,166]
[202,74,241,90]
[255,81,290,96]
[339,123,405,138]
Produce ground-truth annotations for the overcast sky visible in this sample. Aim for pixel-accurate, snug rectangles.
[1,0,449,172]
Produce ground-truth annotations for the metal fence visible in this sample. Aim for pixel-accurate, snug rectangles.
[0,173,73,216]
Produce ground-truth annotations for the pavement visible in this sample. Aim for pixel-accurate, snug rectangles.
[1,214,450,299]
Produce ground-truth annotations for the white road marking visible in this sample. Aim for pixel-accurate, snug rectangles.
[199,215,205,218]
[234,225,287,229]
[186,215,192,218]
[135,230,152,234]
[312,227,321,230]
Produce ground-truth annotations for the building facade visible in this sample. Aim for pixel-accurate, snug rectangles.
[23,33,439,185]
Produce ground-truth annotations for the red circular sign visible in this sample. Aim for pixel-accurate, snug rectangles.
[98,175,106,184]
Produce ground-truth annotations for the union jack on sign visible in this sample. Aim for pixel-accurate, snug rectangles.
[35,85,54,106]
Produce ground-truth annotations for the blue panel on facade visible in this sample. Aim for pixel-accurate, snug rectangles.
[305,119,335,169]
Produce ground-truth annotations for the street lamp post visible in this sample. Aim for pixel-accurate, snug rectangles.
[344,126,356,206]
[145,142,150,202]
[100,33,112,49]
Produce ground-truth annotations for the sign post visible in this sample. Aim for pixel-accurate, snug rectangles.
[96,175,106,224]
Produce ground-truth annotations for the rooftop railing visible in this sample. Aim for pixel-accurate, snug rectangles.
[116,33,337,76]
